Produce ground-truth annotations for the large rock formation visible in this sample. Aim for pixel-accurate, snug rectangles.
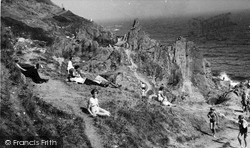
[1,1,230,148]
[125,20,216,100]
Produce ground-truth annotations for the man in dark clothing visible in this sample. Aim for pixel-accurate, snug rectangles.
[241,89,250,116]
[15,60,48,84]
[207,107,219,138]
[238,115,248,148]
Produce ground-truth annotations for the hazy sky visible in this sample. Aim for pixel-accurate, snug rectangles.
[51,0,250,22]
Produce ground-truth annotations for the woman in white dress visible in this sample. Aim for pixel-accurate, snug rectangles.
[87,89,111,117]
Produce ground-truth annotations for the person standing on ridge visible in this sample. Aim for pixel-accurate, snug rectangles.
[207,107,219,138]
[237,115,248,148]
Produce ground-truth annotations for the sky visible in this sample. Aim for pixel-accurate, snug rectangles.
[51,0,250,22]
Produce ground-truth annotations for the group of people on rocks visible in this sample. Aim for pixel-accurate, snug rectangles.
[15,56,249,147]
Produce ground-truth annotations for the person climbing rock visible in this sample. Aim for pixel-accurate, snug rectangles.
[87,89,111,117]
[15,59,48,84]
[207,107,219,138]
[237,115,248,148]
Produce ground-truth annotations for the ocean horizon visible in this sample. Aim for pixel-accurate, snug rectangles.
[100,11,250,82]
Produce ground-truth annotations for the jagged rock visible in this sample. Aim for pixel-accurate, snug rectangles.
[123,20,215,98]
[127,19,141,50]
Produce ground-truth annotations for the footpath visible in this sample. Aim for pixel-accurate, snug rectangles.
[34,74,103,148]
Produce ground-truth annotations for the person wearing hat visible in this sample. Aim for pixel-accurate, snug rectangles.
[87,89,111,117]
[207,107,219,138]
[238,115,248,148]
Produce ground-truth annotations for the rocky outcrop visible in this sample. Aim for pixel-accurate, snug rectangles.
[1,0,216,101]
[1,1,231,148]
[125,20,216,99]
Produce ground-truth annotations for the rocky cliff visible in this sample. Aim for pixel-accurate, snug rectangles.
[124,19,216,100]
[1,0,224,147]
[2,0,215,98]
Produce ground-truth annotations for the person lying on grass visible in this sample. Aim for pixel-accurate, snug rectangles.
[15,59,48,84]
[87,89,111,117]
[69,65,121,88]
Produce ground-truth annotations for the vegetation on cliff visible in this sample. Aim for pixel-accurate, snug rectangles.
[1,0,248,148]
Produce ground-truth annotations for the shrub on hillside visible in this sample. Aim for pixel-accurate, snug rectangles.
[2,17,53,46]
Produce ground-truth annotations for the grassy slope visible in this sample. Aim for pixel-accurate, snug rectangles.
[2,1,247,148]
[0,26,92,147]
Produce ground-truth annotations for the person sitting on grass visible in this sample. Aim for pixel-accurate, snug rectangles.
[87,89,111,117]
[15,59,48,84]
[69,65,86,84]
[157,86,173,106]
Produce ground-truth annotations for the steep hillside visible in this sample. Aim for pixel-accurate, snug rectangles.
[1,0,248,148]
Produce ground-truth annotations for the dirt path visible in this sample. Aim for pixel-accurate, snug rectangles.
[125,49,153,93]
[34,74,103,148]
[32,74,249,148]
[188,103,250,148]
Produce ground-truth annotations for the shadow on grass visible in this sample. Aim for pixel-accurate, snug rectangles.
[226,126,238,131]
[234,110,243,113]
[80,107,90,114]
[212,140,238,148]
[200,130,211,136]
[194,126,212,136]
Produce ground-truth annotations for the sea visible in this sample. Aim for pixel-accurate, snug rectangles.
[100,10,250,83]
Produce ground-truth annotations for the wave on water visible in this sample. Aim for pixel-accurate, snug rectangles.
[219,72,240,87]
